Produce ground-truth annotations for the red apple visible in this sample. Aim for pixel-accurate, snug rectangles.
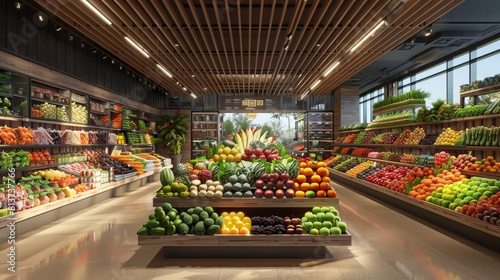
[275,189,285,198]
[264,189,274,198]
[254,148,263,156]
[285,189,295,198]
[272,149,278,154]
[280,172,289,181]
[266,181,275,189]
[244,147,253,155]
[241,154,249,161]
[275,180,284,189]
[254,189,264,198]
[285,179,295,188]
[255,179,265,189]
[264,149,272,156]
[249,154,257,161]
[259,154,267,160]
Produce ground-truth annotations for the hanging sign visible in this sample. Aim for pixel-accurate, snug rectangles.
[220,96,280,110]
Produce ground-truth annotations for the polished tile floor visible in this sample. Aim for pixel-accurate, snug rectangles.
[1,181,499,280]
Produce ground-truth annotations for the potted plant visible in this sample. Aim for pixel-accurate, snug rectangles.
[153,111,190,168]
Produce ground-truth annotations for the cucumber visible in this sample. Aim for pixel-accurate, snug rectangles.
[145,219,160,228]
[150,227,166,235]
[136,227,149,235]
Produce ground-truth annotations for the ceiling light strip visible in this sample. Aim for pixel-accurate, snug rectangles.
[350,19,387,52]
[124,36,150,58]
[190,93,197,99]
[323,61,340,77]
[310,79,321,90]
[81,0,112,25]
[300,90,310,100]
[157,64,172,78]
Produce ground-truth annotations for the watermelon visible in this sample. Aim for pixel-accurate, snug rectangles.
[160,167,174,186]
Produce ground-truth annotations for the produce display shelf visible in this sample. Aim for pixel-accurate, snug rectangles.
[328,168,500,252]
[0,144,118,149]
[460,83,500,98]
[0,161,84,174]
[332,143,498,151]
[330,153,428,168]
[30,97,70,107]
[153,197,339,208]
[338,114,500,134]
[0,169,161,236]
[121,128,156,134]
[460,170,500,180]
[89,110,108,116]
[24,118,121,131]
[373,101,425,116]
[138,233,351,247]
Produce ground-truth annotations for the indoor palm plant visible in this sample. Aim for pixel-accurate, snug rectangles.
[154,111,190,166]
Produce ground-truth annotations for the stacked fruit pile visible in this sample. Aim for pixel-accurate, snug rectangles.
[301,206,348,236]
[434,128,462,145]
[294,161,336,198]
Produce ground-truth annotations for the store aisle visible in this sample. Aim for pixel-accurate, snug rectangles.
[1,181,499,280]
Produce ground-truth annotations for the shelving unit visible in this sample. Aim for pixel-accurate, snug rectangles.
[307,112,334,158]
[191,112,219,158]
[0,67,161,236]
[329,168,500,252]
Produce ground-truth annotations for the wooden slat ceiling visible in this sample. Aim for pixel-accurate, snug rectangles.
[35,0,463,98]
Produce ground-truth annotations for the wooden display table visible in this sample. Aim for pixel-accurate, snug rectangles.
[138,233,352,259]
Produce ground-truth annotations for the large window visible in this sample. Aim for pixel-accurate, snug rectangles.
[359,36,500,122]
[359,87,384,123]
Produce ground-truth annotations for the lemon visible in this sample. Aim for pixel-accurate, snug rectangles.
[231,216,240,224]
[219,154,227,161]
[229,227,239,234]
[223,147,231,155]
[217,148,224,155]
[226,222,234,228]
[223,216,231,224]
[239,227,250,234]
[242,217,251,224]
[236,211,245,220]
[235,221,244,230]
[221,227,230,234]
[213,154,220,161]
[229,211,237,217]
[231,148,239,156]
[227,154,234,162]
[221,211,229,217]
[244,222,251,230]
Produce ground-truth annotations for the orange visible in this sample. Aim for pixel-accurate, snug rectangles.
[322,176,330,183]
[295,190,305,197]
[327,190,337,198]
[303,167,313,176]
[294,182,301,191]
[300,182,310,191]
[296,174,307,184]
[316,190,326,197]
[317,167,329,177]
[320,182,330,191]
[299,162,307,168]
[317,161,326,168]
[307,161,318,169]
[310,174,322,183]
[310,182,320,191]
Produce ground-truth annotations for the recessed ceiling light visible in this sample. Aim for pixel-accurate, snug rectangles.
[174,43,179,47]
[38,14,45,22]
[15,2,21,9]
[191,74,195,78]
[316,43,321,47]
